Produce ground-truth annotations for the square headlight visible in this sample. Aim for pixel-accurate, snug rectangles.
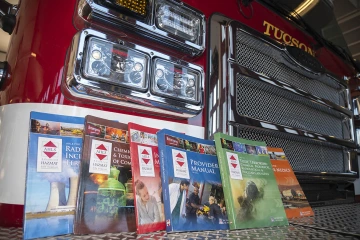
[151,58,201,104]
[83,37,149,91]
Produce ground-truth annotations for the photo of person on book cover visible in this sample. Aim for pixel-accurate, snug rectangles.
[169,179,190,226]
[168,178,228,231]
[233,142,246,153]
[134,179,162,225]
[30,119,60,135]
[245,144,257,155]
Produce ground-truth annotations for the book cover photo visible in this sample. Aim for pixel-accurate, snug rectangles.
[214,133,288,230]
[23,112,84,239]
[128,123,166,234]
[267,147,314,219]
[157,129,229,233]
[74,116,136,234]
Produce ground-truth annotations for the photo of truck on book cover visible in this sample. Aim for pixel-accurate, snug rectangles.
[74,116,136,234]
[214,133,288,230]
[23,112,84,239]
[128,123,166,233]
[268,147,314,219]
[157,129,229,232]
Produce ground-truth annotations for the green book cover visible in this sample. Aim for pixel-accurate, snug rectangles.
[214,133,288,230]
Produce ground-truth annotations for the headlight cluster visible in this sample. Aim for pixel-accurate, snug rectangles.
[82,0,205,55]
[84,38,148,91]
[66,29,203,117]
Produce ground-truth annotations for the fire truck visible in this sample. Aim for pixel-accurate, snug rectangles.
[1,0,359,236]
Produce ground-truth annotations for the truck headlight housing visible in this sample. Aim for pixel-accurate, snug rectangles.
[84,37,148,91]
[65,29,204,118]
[78,0,206,56]
[152,58,201,104]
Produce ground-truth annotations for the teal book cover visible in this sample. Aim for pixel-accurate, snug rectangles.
[23,111,84,239]
[214,133,288,230]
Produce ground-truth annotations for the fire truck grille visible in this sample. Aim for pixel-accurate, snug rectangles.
[234,125,344,173]
[235,30,346,107]
[235,74,350,140]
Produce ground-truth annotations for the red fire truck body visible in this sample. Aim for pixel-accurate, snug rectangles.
[0,0,358,228]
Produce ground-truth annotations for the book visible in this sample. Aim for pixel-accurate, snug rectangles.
[128,123,166,234]
[157,129,229,232]
[213,133,288,230]
[74,116,136,234]
[23,112,84,239]
[267,147,314,218]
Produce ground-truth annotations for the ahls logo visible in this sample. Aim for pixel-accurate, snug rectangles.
[94,143,108,161]
[37,137,62,173]
[42,140,59,159]
[89,139,112,174]
[226,152,243,180]
[138,146,155,177]
[172,149,190,179]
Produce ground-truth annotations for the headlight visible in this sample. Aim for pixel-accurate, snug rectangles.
[155,2,201,43]
[152,58,201,104]
[84,37,148,91]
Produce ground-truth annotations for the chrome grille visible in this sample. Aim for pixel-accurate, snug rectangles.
[235,30,346,107]
[235,74,350,139]
[234,125,344,173]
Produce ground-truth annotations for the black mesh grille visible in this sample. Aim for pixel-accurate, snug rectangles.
[234,125,345,173]
[235,30,346,107]
[235,74,350,139]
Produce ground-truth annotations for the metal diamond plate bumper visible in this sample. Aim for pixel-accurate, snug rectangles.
[1,204,360,239]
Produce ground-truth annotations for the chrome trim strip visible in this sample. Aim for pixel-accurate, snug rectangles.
[228,117,356,148]
[295,171,358,178]
[64,29,204,118]
[77,0,206,56]
[229,61,352,117]
[227,20,349,88]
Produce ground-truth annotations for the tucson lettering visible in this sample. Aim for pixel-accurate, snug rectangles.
[263,20,315,56]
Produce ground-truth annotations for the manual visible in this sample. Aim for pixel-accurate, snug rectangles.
[128,123,165,234]
[268,147,314,219]
[157,129,229,232]
[74,116,136,234]
[23,111,84,239]
[214,133,288,230]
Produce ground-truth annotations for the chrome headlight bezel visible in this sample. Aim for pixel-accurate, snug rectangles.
[64,29,204,118]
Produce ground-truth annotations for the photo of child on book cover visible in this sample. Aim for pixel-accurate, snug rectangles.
[134,179,164,225]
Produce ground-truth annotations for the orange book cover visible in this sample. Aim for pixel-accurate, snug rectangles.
[267,147,314,219]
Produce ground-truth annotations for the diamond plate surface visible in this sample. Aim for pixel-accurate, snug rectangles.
[2,204,360,239]
[290,203,360,237]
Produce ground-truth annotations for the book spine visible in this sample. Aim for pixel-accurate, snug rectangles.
[215,134,236,230]
[158,131,171,232]
[74,136,90,234]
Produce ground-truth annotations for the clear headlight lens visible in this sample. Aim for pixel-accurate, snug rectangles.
[84,37,148,91]
[156,2,200,42]
[152,58,201,103]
